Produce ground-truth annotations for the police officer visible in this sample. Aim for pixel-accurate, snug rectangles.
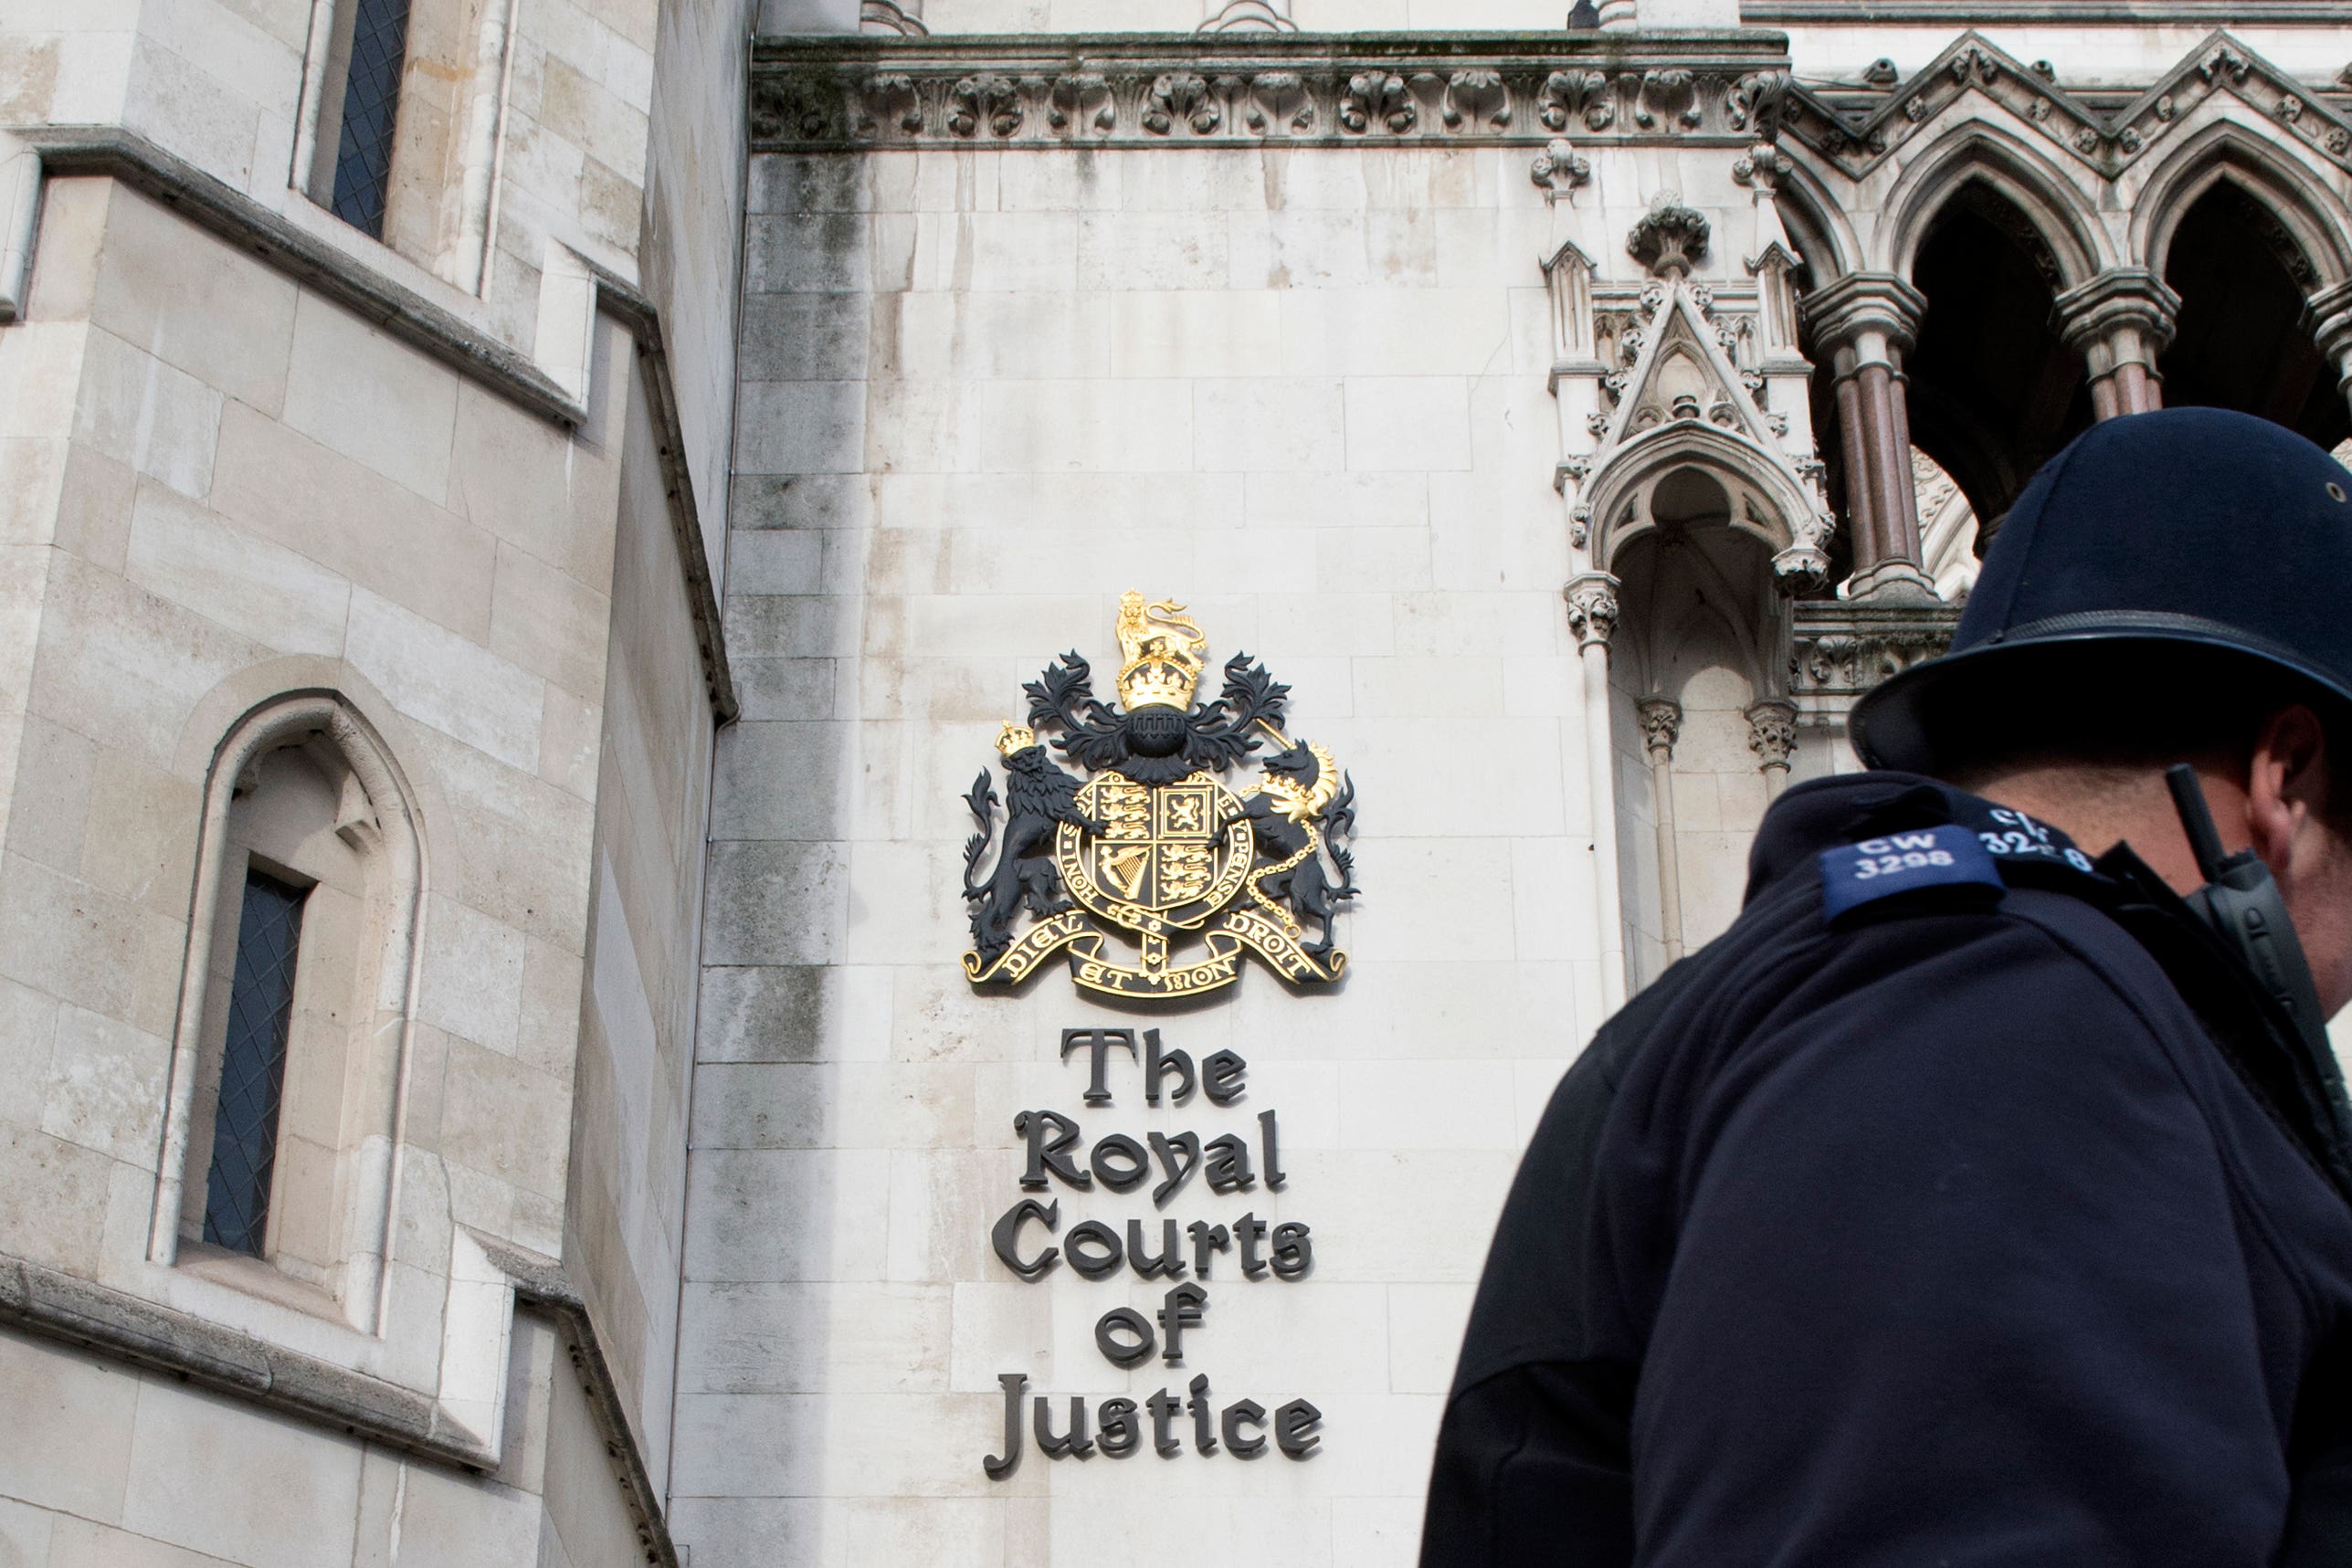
[1420,406,2352,1566]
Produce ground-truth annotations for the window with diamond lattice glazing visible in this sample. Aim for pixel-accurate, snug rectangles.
[203,869,308,1256]
[329,0,411,237]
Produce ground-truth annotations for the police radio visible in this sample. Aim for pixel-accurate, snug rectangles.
[2165,764,2352,1163]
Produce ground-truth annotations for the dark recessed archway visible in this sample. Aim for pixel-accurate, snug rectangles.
[1903,184,2094,533]
[2158,182,2350,454]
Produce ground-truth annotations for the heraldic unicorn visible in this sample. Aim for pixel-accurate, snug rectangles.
[961,592,1357,998]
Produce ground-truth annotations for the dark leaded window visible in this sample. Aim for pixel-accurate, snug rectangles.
[203,869,308,1255]
[329,0,412,237]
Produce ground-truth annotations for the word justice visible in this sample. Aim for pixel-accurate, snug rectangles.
[984,1373,1323,1476]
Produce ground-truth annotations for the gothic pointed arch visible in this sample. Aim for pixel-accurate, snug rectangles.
[1880,125,2111,287]
[2129,119,2352,292]
[153,685,428,1334]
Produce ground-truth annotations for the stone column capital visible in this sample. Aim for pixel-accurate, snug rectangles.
[1746,698,1798,771]
[1636,696,1682,760]
[1565,572,1622,650]
[2053,267,2182,353]
[2310,279,2352,369]
[1801,271,1928,360]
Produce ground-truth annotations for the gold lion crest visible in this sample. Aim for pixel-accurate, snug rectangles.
[960,592,1356,998]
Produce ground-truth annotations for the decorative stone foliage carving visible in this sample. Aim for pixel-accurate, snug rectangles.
[1745,700,1799,771]
[1636,698,1683,761]
[948,73,1021,138]
[1539,68,1613,132]
[1341,70,1414,133]
[1635,69,1702,132]
[1565,574,1622,650]
[1628,202,1712,279]
[1788,602,1962,701]
[749,37,1790,150]
[1777,28,2352,178]
[1530,138,1591,197]
[1145,73,1220,134]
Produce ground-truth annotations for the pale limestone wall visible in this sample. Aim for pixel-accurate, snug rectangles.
[563,350,720,1492]
[642,0,756,568]
[0,171,664,1561]
[679,139,1612,1566]
[0,1312,639,1567]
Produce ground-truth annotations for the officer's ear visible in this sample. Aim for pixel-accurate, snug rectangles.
[2245,704,2335,878]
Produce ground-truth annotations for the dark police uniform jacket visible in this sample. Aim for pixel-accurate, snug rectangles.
[1422,772,2352,1567]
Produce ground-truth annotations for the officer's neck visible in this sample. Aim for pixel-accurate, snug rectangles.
[1954,761,2224,900]
[1954,731,2352,1018]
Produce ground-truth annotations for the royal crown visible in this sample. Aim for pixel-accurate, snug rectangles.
[1113,590,1208,712]
[996,722,1036,756]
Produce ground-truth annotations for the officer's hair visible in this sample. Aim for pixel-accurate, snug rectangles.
[1925,642,2352,826]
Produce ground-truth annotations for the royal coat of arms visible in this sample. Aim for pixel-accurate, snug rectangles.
[961,592,1357,998]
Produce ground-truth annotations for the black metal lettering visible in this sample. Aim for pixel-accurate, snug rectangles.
[1271,1220,1313,1280]
[1237,1212,1269,1279]
[1093,1307,1155,1368]
[1203,1132,1256,1194]
[1146,1387,1182,1457]
[1091,1132,1150,1194]
[1144,1026,1195,1106]
[1275,1397,1324,1458]
[1259,1108,1285,1191]
[1187,1373,1218,1455]
[1148,1131,1201,1208]
[988,1197,1060,1281]
[1187,1220,1230,1278]
[983,1373,1027,1479]
[1065,1219,1124,1280]
[1060,1028,1135,1106]
[1126,1217,1187,1280]
[1015,1109,1092,1191]
[1097,1396,1141,1458]
[1201,1048,1249,1105]
[1156,1282,1208,1365]
[1034,1394,1094,1460]
[1222,1398,1268,1458]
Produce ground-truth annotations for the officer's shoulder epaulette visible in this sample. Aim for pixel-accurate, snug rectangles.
[1818,823,2006,923]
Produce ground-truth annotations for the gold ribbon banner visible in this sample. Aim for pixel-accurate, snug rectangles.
[963,910,1094,986]
[1215,907,1347,984]
[968,909,1349,994]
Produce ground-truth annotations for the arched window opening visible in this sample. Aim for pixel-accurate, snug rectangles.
[1904,185,2093,541]
[156,695,421,1331]
[1609,468,1787,984]
[2159,184,2352,454]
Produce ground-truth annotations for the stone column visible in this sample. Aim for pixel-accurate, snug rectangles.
[1566,573,1628,1011]
[1803,271,1937,602]
[2312,279,2352,426]
[2055,268,2179,420]
[1637,697,1686,965]
[1746,698,1798,797]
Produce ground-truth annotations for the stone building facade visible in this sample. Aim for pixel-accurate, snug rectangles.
[0,0,2347,1564]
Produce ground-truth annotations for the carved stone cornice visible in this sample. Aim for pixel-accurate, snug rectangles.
[1778,28,2352,181]
[748,34,1790,151]
[1788,598,1962,707]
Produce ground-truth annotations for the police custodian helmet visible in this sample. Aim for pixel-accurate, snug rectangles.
[1851,406,2352,774]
